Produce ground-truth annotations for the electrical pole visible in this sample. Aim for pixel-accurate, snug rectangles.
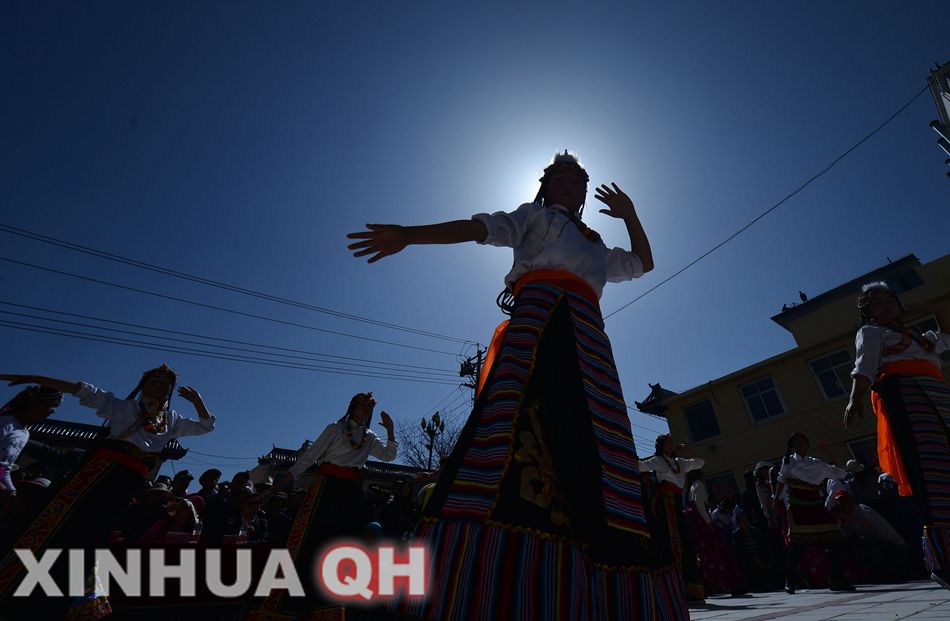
[459,346,487,398]
[421,411,445,471]
[927,61,950,178]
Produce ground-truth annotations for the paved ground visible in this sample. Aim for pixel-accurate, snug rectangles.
[689,580,950,620]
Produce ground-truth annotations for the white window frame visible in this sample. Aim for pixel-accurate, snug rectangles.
[739,376,788,424]
[807,349,854,401]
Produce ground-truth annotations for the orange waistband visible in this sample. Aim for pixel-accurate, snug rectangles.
[318,463,360,480]
[94,447,152,477]
[657,481,684,494]
[513,269,598,307]
[878,359,943,382]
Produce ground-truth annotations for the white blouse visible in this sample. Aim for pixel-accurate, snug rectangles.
[76,382,215,452]
[0,415,29,468]
[688,480,712,524]
[777,453,845,487]
[472,202,644,299]
[287,419,398,479]
[851,325,949,381]
[638,455,705,489]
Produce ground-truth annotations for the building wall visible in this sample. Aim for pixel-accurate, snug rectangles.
[662,255,950,500]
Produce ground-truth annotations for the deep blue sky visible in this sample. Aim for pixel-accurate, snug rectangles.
[2,1,948,480]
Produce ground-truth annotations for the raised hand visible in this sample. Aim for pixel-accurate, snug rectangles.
[379,410,394,435]
[594,183,636,220]
[347,224,409,263]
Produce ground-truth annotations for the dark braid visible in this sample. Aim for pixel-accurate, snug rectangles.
[783,432,806,466]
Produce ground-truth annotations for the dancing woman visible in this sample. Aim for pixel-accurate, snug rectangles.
[774,432,852,594]
[640,435,706,601]
[348,152,687,620]
[262,392,397,616]
[845,282,950,588]
[0,366,216,616]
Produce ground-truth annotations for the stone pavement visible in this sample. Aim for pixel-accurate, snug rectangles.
[689,580,950,620]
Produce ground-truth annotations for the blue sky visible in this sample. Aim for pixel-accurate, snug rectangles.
[2,1,948,480]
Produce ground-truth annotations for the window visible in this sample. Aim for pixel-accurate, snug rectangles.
[683,399,721,442]
[908,315,938,335]
[740,377,786,422]
[809,350,854,400]
[888,269,923,294]
[847,437,878,470]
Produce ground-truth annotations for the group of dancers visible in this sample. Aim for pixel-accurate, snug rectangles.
[1,152,948,620]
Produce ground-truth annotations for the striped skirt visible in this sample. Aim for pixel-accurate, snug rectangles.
[0,440,153,618]
[785,478,841,545]
[399,279,688,620]
[873,362,950,573]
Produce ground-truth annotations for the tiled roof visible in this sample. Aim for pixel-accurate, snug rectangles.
[259,445,430,477]
[27,419,187,459]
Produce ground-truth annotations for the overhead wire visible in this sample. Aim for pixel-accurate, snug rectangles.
[604,85,930,320]
[0,320,461,385]
[0,256,460,356]
[0,223,473,345]
[0,305,457,378]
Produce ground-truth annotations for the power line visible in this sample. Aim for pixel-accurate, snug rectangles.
[0,223,474,345]
[0,320,461,386]
[0,255,460,356]
[0,300,454,374]
[0,304,457,378]
[604,85,930,320]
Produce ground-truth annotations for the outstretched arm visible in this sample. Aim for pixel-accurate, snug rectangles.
[594,183,654,273]
[0,374,81,395]
[347,220,488,263]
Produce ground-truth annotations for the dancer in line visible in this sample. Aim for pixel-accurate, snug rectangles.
[0,366,216,617]
[845,282,950,588]
[775,432,854,594]
[263,392,397,617]
[640,436,707,602]
[348,152,687,620]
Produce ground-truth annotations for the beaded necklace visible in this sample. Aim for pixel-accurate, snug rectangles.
[345,421,368,450]
[660,455,680,475]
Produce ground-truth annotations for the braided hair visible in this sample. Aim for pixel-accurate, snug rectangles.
[782,431,807,466]
[339,392,376,429]
[532,150,590,217]
[654,433,674,458]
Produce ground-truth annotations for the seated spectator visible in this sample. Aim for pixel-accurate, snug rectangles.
[170,470,194,498]
[254,475,274,495]
[195,468,222,504]
[139,496,199,543]
[118,482,171,542]
[266,492,292,546]
[225,493,268,544]
[711,497,737,537]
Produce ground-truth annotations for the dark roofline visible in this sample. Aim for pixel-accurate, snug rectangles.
[260,446,430,475]
[27,418,187,459]
[771,254,920,329]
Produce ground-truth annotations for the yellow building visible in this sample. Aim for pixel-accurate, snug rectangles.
[635,252,950,501]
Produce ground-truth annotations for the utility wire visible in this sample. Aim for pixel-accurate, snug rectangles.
[0,256,460,356]
[0,306,457,378]
[0,320,461,386]
[0,223,473,345]
[0,300,453,374]
[604,85,930,320]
